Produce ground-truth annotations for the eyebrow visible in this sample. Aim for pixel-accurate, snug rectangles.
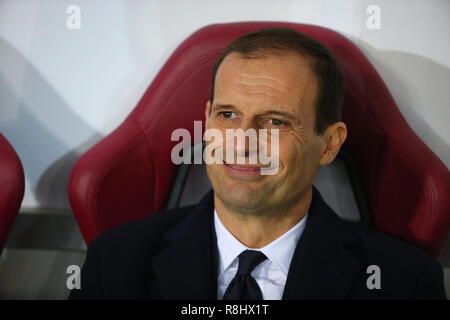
[212,103,298,120]
[211,104,237,113]
[260,110,297,120]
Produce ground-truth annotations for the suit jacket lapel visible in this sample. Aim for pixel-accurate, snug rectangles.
[149,190,218,299]
[282,187,363,299]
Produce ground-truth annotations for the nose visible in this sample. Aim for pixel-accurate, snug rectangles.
[227,118,259,163]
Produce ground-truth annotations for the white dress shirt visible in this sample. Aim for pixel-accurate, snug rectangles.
[214,209,308,300]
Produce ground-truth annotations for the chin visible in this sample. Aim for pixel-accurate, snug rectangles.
[219,183,268,212]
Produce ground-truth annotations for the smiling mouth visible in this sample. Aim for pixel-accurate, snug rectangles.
[223,162,266,178]
[225,163,262,171]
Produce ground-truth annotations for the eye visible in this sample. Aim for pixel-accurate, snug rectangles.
[268,118,286,127]
[220,111,237,119]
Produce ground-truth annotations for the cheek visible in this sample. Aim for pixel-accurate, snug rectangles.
[280,133,303,159]
[278,137,317,179]
[208,117,233,130]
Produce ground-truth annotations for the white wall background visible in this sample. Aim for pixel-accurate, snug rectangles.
[0,0,449,210]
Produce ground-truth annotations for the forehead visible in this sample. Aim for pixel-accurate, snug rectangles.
[217,51,311,79]
[214,52,318,117]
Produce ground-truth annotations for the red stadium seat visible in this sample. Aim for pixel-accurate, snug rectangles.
[0,133,25,255]
[68,22,450,257]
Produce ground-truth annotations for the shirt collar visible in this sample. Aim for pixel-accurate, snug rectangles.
[214,208,308,277]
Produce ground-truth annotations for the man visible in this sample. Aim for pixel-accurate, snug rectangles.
[69,28,446,300]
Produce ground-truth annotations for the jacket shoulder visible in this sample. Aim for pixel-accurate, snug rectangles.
[92,205,195,254]
[348,224,435,266]
[346,223,446,299]
[70,206,196,299]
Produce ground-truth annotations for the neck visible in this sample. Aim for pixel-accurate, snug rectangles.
[214,187,312,248]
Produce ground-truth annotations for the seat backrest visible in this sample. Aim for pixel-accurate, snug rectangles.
[69,22,450,256]
[0,133,25,255]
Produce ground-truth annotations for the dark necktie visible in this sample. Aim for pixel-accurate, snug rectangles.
[223,250,267,300]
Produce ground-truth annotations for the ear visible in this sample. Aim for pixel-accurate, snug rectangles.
[318,121,347,166]
[205,100,211,128]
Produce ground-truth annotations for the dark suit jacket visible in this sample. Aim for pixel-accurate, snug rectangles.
[69,187,447,300]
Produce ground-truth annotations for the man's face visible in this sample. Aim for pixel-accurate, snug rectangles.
[205,52,325,215]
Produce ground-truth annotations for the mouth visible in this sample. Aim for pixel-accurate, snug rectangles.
[224,162,265,178]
